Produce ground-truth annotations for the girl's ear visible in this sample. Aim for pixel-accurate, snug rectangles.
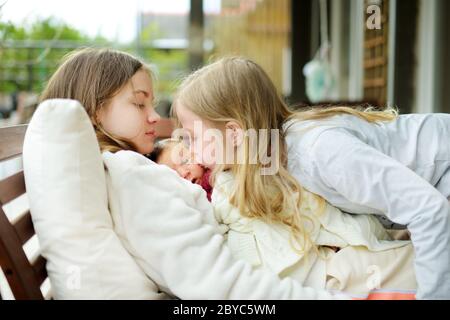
[225,121,244,147]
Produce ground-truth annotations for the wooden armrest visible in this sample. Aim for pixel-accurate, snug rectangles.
[155,118,176,139]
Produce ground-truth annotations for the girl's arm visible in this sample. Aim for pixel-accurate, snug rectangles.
[305,128,450,299]
[115,154,346,300]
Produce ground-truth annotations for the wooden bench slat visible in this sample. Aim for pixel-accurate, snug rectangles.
[0,207,44,300]
[32,255,47,286]
[0,124,46,300]
[0,171,26,205]
[13,211,35,245]
[155,118,176,139]
[0,125,27,162]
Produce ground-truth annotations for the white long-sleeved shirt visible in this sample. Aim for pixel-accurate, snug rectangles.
[102,150,348,300]
[283,113,450,299]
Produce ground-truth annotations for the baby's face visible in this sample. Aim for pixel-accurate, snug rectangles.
[158,143,205,184]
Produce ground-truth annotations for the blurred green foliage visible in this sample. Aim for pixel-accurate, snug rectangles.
[1,14,188,100]
[0,17,101,93]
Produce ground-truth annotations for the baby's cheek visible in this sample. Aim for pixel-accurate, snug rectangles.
[191,164,205,178]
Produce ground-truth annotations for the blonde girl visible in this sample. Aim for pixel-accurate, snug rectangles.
[37,48,346,300]
[174,57,450,300]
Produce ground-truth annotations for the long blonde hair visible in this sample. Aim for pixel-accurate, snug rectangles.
[40,47,153,153]
[175,56,398,254]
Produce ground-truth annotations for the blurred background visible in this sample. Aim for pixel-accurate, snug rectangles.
[0,0,449,129]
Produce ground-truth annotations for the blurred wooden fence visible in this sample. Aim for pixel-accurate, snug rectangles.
[211,0,291,95]
[363,0,390,107]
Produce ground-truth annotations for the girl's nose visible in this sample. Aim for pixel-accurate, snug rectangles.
[147,107,161,124]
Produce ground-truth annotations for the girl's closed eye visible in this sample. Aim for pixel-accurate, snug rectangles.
[179,147,192,165]
[133,102,146,108]
[181,134,192,148]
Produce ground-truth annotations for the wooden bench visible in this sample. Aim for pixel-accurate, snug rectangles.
[0,125,49,300]
[0,118,175,300]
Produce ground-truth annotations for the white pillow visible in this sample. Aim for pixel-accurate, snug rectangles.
[23,99,167,299]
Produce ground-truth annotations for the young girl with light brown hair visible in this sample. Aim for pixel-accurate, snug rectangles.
[174,57,450,299]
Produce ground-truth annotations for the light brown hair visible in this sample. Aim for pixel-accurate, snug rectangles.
[40,47,153,153]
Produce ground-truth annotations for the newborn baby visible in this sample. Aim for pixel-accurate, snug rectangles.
[148,138,213,201]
